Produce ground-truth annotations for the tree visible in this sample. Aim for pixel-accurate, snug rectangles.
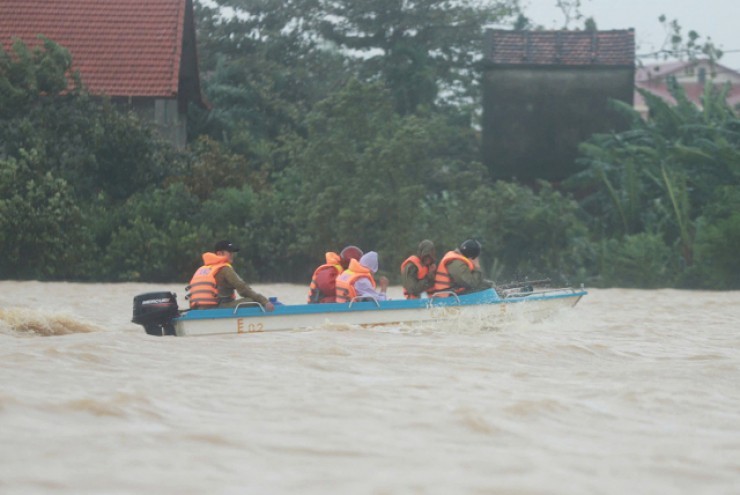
[191,0,350,165]
[568,82,740,287]
[442,180,592,283]
[0,153,89,279]
[554,0,584,30]
[0,37,194,280]
[0,36,81,119]
[281,79,485,272]
[316,0,519,114]
[638,15,724,63]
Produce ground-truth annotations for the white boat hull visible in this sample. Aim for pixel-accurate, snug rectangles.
[173,288,585,337]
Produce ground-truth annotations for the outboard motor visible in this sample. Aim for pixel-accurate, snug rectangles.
[132,292,180,336]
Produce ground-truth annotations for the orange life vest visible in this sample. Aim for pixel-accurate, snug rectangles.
[335,258,376,303]
[187,253,233,309]
[400,255,430,299]
[432,251,475,296]
[307,252,343,303]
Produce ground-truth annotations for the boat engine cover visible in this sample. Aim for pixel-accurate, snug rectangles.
[132,292,179,327]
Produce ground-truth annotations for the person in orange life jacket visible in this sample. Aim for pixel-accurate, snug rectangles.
[432,239,493,296]
[400,239,437,299]
[187,240,275,311]
[335,251,389,303]
[307,246,363,303]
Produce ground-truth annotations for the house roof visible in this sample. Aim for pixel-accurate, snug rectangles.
[634,82,740,112]
[484,29,635,67]
[0,0,199,100]
[634,59,740,112]
[636,59,740,83]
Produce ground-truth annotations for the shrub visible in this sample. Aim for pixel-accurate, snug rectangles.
[599,233,677,288]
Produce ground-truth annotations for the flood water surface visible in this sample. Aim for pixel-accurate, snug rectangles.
[1,282,739,494]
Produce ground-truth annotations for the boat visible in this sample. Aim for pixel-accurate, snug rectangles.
[131,282,587,337]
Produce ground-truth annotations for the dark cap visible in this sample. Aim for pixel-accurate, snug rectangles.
[214,240,239,253]
[459,239,481,259]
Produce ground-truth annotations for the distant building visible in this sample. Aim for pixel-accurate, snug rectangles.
[482,29,635,182]
[0,0,207,149]
[635,59,740,118]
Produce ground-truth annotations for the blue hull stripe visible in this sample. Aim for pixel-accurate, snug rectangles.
[176,288,588,322]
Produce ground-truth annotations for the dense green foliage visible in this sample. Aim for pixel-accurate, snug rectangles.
[1,3,738,290]
[568,84,740,288]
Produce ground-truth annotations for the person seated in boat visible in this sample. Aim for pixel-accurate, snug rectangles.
[339,245,363,270]
[431,239,493,297]
[187,240,275,311]
[335,251,389,303]
[306,246,363,303]
[400,239,437,299]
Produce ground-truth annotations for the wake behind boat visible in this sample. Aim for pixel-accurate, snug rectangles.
[131,284,587,337]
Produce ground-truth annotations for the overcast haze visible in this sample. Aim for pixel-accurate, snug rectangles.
[200,0,740,70]
[522,0,740,70]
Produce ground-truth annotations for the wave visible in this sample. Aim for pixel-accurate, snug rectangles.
[58,393,163,419]
[0,308,101,336]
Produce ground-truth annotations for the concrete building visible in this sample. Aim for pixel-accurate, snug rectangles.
[482,29,635,182]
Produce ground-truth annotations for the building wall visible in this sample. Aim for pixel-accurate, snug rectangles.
[154,98,187,149]
[113,97,187,149]
[482,66,634,182]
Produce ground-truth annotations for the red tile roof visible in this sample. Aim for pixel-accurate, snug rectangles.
[0,0,189,98]
[485,29,635,67]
